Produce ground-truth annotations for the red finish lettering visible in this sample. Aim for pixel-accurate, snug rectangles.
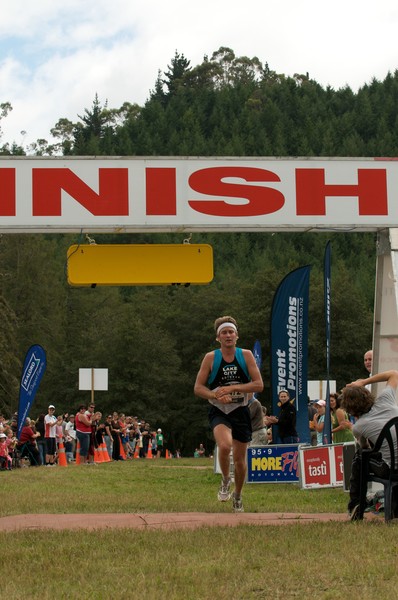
[296,169,388,215]
[146,168,176,215]
[32,168,129,216]
[188,167,285,216]
[0,168,16,216]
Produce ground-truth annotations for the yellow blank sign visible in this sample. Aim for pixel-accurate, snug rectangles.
[67,244,214,286]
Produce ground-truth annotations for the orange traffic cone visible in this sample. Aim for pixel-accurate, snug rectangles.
[146,441,153,459]
[75,440,81,465]
[134,443,140,459]
[119,441,127,460]
[165,449,170,460]
[94,446,103,463]
[101,442,111,462]
[57,441,68,467]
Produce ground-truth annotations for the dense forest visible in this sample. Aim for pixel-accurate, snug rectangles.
[1,47,391,453]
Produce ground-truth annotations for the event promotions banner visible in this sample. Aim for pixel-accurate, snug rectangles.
[271,266,311,444]
[17,344,47,440]
[247,445,299,483]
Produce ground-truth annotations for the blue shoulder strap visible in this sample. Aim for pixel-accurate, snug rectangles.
[208,349,222,385]
[235,347,249,379]
[208,347,249,385]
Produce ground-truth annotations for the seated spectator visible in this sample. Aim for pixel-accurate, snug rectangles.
[341,369,398,520]
[18,418,41,466]
[0,432,8,470]
[5,427,17,469]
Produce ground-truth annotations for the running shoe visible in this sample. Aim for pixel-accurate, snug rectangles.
[232,495,244,513]
[218,479,232,502]
[349,504,361,522]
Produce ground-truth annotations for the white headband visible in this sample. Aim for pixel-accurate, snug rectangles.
[217,322,237,335]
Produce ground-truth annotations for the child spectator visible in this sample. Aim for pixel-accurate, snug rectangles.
[0,432,8,470]
[313,400,326,445]
[5,427,17,469]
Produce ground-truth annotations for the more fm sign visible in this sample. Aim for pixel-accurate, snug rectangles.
[247,443,349,488]
[1,157,398,232]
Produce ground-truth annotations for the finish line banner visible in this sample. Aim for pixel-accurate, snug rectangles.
[17,344,47,440]
[247,445,299,483]
[271,265,311,444]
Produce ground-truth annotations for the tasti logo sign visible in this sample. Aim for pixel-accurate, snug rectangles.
[0,158,395,231]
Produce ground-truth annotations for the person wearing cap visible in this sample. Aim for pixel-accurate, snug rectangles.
[194,315,263,513]
[44,405,58,466]
[313,400,326,446]
[156,428,164,459]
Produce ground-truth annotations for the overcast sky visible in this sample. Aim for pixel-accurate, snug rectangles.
[1,0,398,148]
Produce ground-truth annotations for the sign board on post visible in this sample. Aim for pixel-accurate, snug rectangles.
[67,243,213,286]
[247,445,299,483]
[79,368,108,404]
[307,380,336,400]
[299,444,345,489]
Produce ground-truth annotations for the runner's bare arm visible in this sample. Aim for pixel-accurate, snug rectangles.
[194,353,218,400]
[347,370,398,390]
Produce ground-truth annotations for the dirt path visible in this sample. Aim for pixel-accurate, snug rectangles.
[0,511,380,532]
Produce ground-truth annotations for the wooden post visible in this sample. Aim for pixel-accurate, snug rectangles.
[91,368,95,405]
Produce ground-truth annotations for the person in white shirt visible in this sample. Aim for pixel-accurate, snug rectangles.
[64,415,76,462]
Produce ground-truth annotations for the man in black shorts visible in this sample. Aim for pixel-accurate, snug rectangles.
[194,316,263,512]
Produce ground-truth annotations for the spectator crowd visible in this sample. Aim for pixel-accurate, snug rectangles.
[0,405,167,469]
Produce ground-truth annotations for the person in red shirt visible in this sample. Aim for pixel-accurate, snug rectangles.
[18,417,41,466]
[0,433,8,470]
[75,405,92,464]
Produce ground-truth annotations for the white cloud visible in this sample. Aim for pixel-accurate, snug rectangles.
[1,0,398,148]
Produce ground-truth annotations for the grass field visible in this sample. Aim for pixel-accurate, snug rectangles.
[0,458,396,599]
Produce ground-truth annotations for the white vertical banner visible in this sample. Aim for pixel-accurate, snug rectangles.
[373,230,398,397]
